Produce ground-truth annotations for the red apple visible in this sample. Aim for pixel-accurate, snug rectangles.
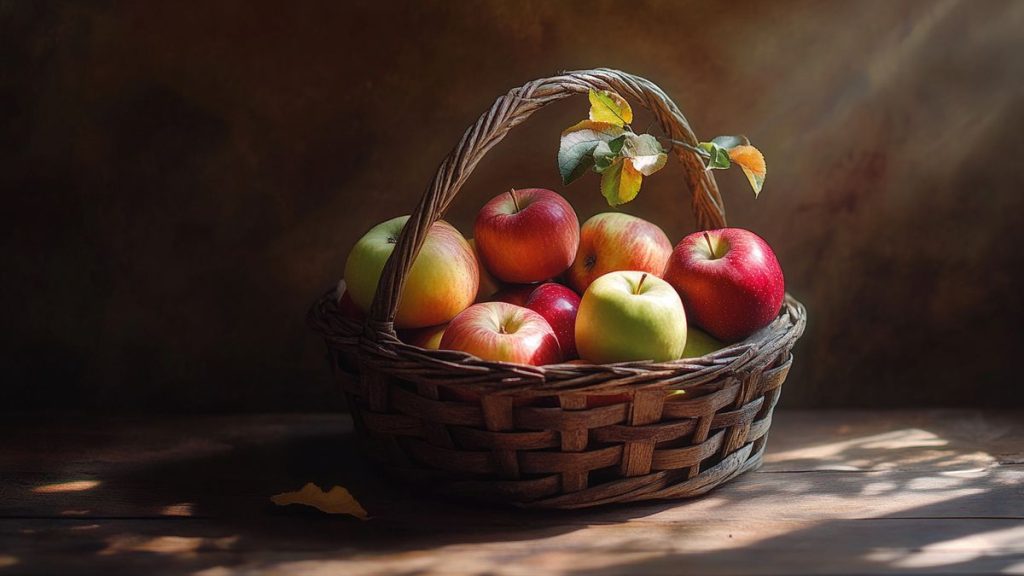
[490,283,539,307]
[568,212,673,294]
[335,279,365,321]
[439,302,562,365]
[474,188,579,283]
[525,282,581,359]
[663,228,785,342]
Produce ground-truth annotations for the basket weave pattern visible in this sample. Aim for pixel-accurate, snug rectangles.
[310,69,807,509]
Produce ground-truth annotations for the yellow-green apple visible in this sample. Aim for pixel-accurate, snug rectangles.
[576,271,687,363]
[468,238,500,302]
[439,302,562,365]
[568,213,673,294]
[525,282,581,359]
[474,188,579,283]
[682,327,725,358]
[663,228,784,342]
[344,215,478,329]
[399,323,447,350]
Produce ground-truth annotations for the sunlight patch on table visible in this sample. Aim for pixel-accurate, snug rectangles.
[100,534,239,557]
[161,502,196,516]
[32,479,101,493]
[866,523,1024,569]
[766,428,997,471]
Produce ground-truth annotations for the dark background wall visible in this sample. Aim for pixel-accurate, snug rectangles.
[3,0,1022,412]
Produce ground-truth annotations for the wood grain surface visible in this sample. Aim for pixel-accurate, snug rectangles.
[2,411,1022,575]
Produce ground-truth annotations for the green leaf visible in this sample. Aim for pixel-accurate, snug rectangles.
[698,142,732,170]
[557,121,624,184]
[588,89,633,127]
[710,135,750,150]
[600,159,643,206]
[593,135,626,173]
[621,133,668,176]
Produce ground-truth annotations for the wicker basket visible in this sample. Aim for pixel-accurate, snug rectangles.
[309,68,807,509]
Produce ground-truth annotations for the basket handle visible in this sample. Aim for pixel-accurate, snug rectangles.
[366,68,727,336]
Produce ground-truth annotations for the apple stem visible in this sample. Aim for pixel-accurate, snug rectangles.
[636,273,648,294]
[703,232,715,257]
[509,189,521,213]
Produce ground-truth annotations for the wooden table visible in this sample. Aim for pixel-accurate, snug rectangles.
[2,411,1022,575]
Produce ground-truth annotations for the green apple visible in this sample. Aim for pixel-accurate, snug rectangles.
[344,216,478,329]
[682,327,725,358]
[575,271,687,363]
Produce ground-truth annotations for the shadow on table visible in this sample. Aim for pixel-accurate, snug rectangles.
[2,411,1021,575]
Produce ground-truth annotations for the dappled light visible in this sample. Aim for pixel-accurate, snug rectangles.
[160,503,195,516]
[867,524,1024,569]
[31,480,101,494]
[2,412,1020,574]
[98,534,238,557]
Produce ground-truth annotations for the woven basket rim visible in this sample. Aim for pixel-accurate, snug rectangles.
[308,288,806,396]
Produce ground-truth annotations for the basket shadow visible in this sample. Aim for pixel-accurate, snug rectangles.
[6,410,1020,574]
[1,413,696,574]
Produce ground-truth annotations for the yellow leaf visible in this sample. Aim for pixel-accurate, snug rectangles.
[270,483,368,520]
[600,160,643,206]
[727,145,766,196]
[588,89,633,127]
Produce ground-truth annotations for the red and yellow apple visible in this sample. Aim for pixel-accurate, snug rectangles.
[468,238,500,302]
[568,213,673,294]
[663,228,784,342]
[344,216,478,329]
[576,271,687,363]
[439,302,562,365]
[474,188,579,283]
[399,323,447,350]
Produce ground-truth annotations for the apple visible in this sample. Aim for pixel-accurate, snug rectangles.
[663,228,784,342]
[344,215,478,329]
[439,302,562,365]
[576,271,687,363]
[489,283,538,306]
[474,188,579,283]
[568,212,673,294]
[525,282,581,359]
[400,323,447,350]
[682,327,725,358]
[468,238,500,302]
[335,279,365,321]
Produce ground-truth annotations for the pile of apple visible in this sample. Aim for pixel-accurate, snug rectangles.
[341,187,784,367]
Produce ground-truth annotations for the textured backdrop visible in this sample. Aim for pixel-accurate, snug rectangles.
[2,0,1022,411]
